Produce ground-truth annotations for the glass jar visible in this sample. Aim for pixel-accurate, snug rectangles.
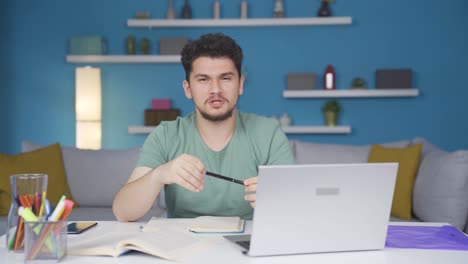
[140,38,150,55]
[6,174,48,252]
[126,35,136,55]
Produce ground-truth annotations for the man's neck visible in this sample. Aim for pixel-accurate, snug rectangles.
[196,111,237,152]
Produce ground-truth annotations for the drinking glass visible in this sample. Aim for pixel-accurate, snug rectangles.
[6,174,48,252]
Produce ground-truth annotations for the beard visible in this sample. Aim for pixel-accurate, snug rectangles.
[196,95,237,122]
[197,105,235,122]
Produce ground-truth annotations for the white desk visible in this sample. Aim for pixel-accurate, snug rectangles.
[2,221,468,264]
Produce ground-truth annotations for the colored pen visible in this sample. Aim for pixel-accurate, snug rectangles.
[39,191,47,217]
[58,200,75,220]
[206,171,244,185]
[48,198,66,221]
[19,195,31,208]
[44,199,51,217]
[34,193,40,215]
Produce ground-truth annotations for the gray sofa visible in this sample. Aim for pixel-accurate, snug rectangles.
[293,137,468,233]
[1,138,467,235]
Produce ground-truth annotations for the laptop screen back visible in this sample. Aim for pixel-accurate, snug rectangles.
[247,163,398,256]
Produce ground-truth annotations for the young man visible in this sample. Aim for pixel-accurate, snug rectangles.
[113,33,294,222]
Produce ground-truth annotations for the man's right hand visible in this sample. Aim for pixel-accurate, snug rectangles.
[158,154,205,192]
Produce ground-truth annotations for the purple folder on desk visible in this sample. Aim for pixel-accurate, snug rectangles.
[385,225,468,250]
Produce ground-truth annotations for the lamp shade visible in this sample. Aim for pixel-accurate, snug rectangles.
[76,67,101,121]
[76,122,102,150]
[75,67,102,150]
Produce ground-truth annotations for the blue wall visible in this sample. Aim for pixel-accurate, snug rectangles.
[1,1,12,152]
[1,0,467,154]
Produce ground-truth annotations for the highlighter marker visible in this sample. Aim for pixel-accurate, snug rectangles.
[18,206,43,235]
[48,199,66,221]
[18,206,39,222]
[47,195,66,221]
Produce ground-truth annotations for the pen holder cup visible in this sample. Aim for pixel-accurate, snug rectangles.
[23,220,67,263]
[6,174,48,252]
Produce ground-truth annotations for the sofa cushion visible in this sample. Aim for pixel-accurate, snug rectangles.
[0,143,72,215]
[389,216,421,223]
[368,144,422,220]
[294,140,411,164]
[0,216,5,235]
[22,141,139,207]
[412,139,468,231]
[413,137,442,158]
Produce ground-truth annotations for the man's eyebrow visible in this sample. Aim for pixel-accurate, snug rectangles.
[220,72,235,77]
[193,72,235,78]
[193,73,209,78]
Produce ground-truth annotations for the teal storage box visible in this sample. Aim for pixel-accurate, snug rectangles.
[69,35,106,55]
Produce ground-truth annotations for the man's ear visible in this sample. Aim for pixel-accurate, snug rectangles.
[239,75,245,96]
[183,80,192,99]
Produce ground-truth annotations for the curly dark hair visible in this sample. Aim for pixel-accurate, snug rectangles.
[181,33,243,82]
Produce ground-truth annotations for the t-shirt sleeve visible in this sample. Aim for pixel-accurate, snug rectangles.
[136,124,168,168]
[266,124,296,165]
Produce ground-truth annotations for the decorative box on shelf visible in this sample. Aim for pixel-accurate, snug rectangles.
[160,38,190,55]
[68,35,106,55]
[375,69,413,89]
[151,99,172,110]
[287,73,317,90]
[144,109,180,126]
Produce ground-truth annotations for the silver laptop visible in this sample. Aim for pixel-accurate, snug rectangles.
[225,163,398,257]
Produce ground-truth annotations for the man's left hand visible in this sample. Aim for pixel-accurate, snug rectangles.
[244,176,258,208]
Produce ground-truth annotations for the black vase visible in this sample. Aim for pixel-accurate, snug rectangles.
[318,2,332,17]
[181,0,192,19]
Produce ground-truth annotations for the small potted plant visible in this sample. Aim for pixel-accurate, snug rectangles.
[322,100,341,126]
[351,77,367,89]
[318,0,333,17]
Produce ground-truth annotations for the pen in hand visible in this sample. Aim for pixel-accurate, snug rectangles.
[206,171,244,185]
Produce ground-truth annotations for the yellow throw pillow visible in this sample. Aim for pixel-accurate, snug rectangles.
[368,144,422,220]
[0,143,73,216]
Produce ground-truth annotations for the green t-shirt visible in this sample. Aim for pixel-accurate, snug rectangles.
[137,111,295,220]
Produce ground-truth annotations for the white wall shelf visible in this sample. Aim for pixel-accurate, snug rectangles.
[281,125,351,134]
[128,126,156,134]
[283,89,419,98]
[127,17,352,28]
[66,55,180,64]
[129,125,351,135]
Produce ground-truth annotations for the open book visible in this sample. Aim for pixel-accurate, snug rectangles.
[143,216,245,233]
[190,216,245,233]
[68,229,211,261]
